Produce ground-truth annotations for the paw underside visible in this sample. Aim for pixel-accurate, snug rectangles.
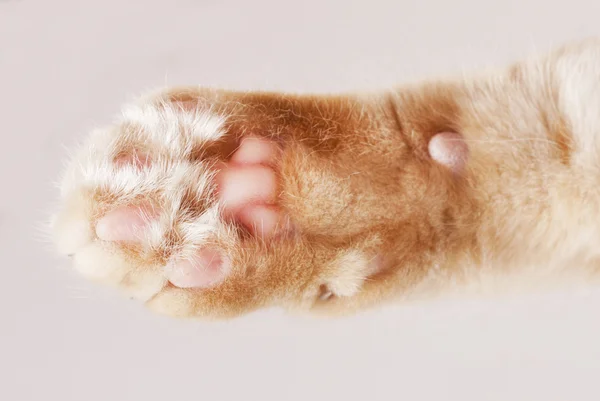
[52,88,465,319]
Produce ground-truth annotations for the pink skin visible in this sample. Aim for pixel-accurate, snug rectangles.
[96,137,282,288]
[96,133,468,289]
[427,132,469,174]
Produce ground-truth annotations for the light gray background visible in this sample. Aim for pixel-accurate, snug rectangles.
[2,1,600,400]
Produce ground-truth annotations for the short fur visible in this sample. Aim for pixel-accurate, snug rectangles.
[53,39,600,319]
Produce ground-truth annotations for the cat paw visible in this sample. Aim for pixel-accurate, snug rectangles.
[52,89,382,318]
[52,87,472,318]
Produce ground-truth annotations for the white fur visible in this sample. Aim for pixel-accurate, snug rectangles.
[121,95,226,155]
[53,90,229,302]
[554,41,600,166]
[326,250,371,297]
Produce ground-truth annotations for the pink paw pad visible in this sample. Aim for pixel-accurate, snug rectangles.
[95,137,283,289]
[428,132,469,174]
[167,248,231,288]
